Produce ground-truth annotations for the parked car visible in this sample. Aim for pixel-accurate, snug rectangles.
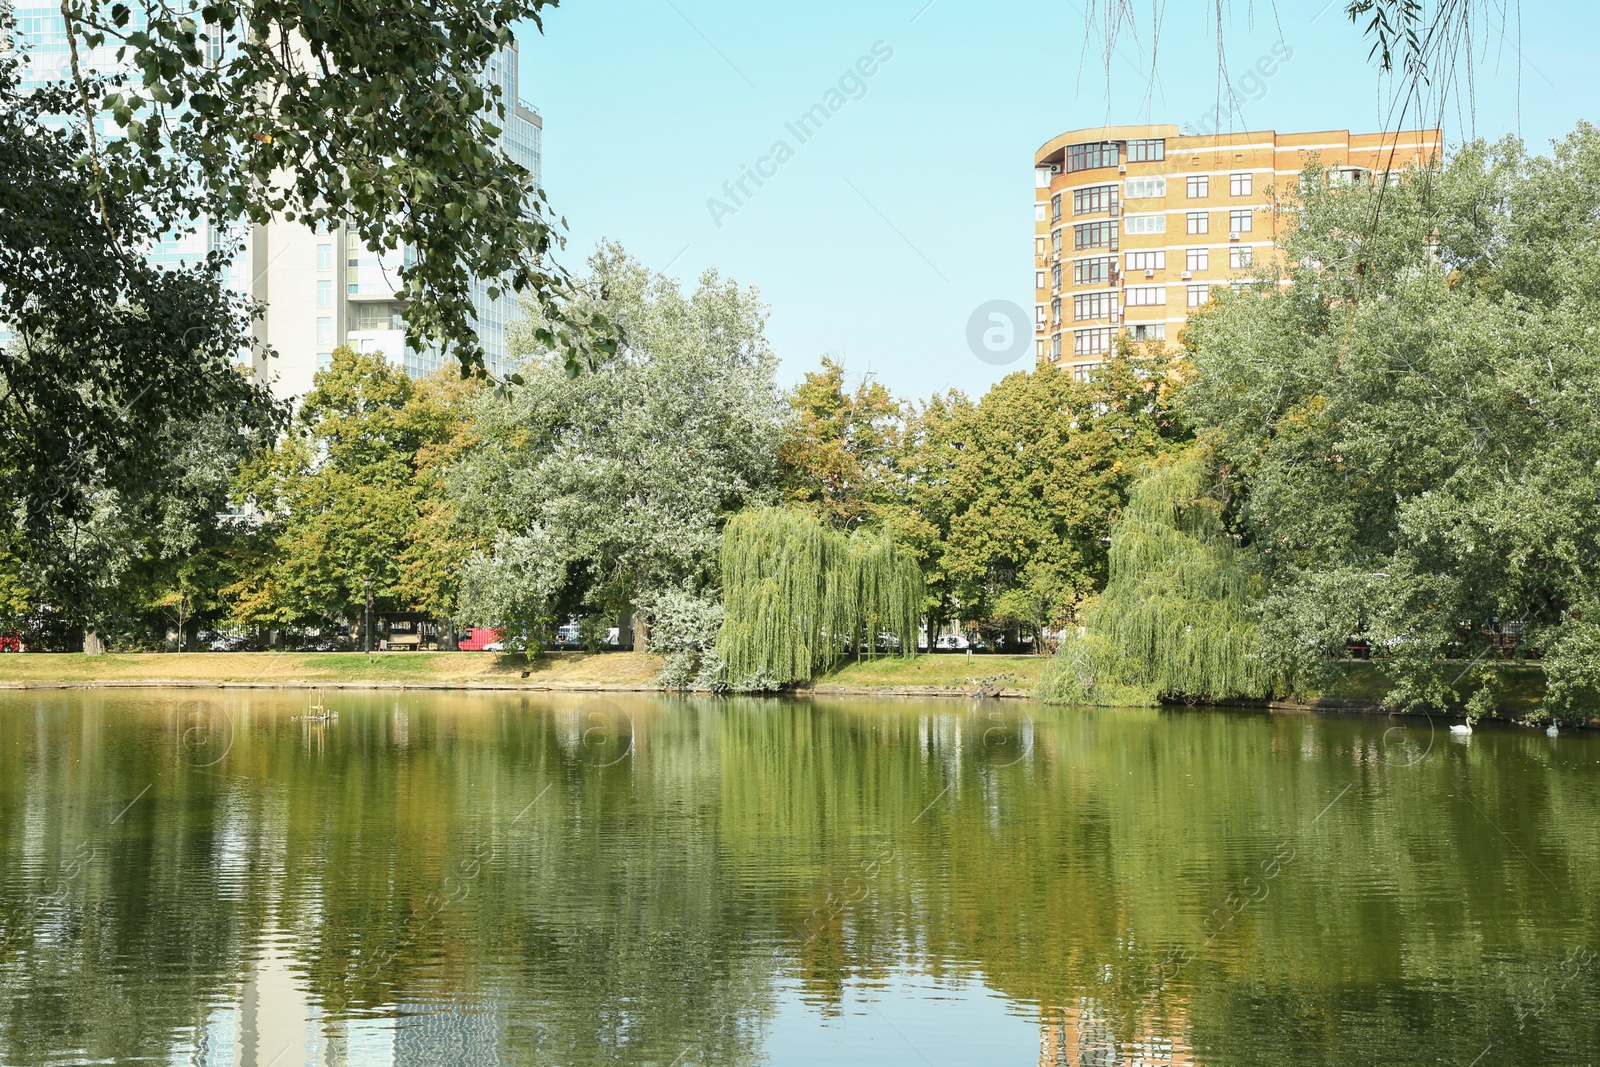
[934,634,970,652]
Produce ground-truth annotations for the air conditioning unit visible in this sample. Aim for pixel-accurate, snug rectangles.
[1118,165,1128,174]
[1144,268,1155,278]
[1229,231,1241,241]
[1181,271,1193,280]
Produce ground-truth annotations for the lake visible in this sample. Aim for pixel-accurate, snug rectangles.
[0,689,1596,1065]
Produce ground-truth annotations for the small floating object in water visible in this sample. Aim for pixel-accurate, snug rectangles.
[1449,723,1473,735]
[1547,723,1560,737]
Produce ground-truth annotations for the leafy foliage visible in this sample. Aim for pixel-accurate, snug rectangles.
[918,349,1189,646]
[47,0,571,374]
[0,36,282,638]
[717,508,921,687]
[779,357,906,526]
[1179,132,1600,720]
[229,347,476,635]
[1039,448,1275,706]
[453,244,785,637]
[646,583,728,691]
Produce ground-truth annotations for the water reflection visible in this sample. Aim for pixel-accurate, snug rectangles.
[0,691,1596,1065]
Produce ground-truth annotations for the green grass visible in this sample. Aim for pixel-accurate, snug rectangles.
[0,651,663,686]
[815,654,1049,691]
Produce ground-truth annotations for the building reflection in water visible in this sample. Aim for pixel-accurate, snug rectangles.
[1039,998,1196,1067]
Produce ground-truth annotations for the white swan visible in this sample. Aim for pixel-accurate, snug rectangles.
[1547,723,1560,737]
[1449,723,1473,735]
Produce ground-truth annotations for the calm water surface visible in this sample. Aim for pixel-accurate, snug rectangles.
[0,690,1597,1066]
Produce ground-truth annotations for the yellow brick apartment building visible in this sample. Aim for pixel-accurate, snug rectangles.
[1033,124,1441,376]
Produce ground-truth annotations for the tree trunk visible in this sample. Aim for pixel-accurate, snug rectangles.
[440,619,458,651]
[632,613,650,655]
[617,606,634,652]
[83,628,104,655]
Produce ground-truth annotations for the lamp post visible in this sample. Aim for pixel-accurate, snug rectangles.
[363,575,373,653]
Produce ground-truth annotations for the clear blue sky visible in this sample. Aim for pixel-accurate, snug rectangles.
[519,1,1597,399]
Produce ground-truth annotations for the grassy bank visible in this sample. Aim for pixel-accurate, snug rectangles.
[0,650,1053,695]
[813,654,1049,692]
[0,652,1566,718]
[0,651,662,687]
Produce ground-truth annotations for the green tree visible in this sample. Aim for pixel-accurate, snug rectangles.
[930,349,1188,646]
[1039,447,1275,705]
[42,0,573,376]
[779,357,906,526]
[1179,129,1600,721]
[453,244,786,645]
[230,347,474,641]
[1,42,282,646]
[717,508,922,687]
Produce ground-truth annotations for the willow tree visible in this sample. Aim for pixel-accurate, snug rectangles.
[1039,448,1277,706]
[718,508,921,686]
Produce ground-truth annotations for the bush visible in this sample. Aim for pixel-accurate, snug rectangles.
[647,585,728,691]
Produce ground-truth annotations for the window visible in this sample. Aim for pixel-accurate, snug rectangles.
[1051,297,1062,325]
[316,280,332,308]
[316,316,333,345]
[1128,323,1167,342]
[1230,209,1254,233]
[1036,204,1047,223]
[1052,230,1063,255]
[1187,247,1210,272]
[1186,211,1209,235]
[1073,184,1118,214]
[1073,256,1116,286]
[1126,138,1165,162]
[1124,177,1166,199]
[1052,263,1063,289]
[1230,246,1254,269]
[354,303,404,331]
[1051,193,1062,221]
[1051,334,1062,361]
[1066,141,1118,172]
[1186,175,1209,198]
[1074,328,1114,356]
[1126,250,1166,272]
[1230,172,1253,196]
[1124,286,1166,306]
[316,243,333,272]
[1036,304,1047,326]
[1072,362,1104,382]
[1074,221,1117,250]
[1125,214,1166,235]
[1187,284,1211,308]
[316,352,333,373]
[1036,270,1047,290]
[346,231,362,266]
[1074,292,1118,320]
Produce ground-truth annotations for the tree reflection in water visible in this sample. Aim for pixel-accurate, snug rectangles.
[0,691,1596,1066]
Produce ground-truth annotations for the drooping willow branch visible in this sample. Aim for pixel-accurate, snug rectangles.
[717,507,923,685]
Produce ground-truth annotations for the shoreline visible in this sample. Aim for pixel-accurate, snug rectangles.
[0,653,1589,727]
